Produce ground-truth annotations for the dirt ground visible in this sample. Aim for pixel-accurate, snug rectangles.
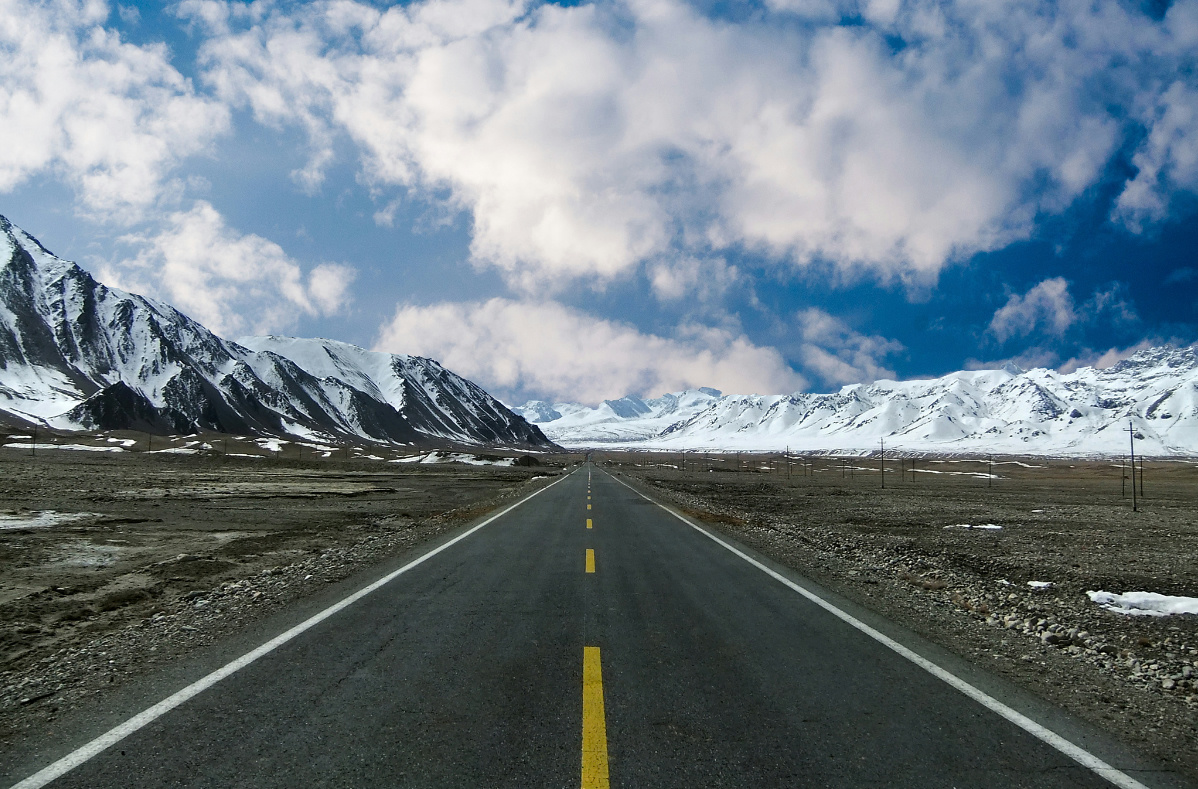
[0,446,563,751]
[608,452,1198,782]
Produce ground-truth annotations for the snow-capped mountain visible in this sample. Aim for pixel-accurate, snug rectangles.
[514,353,1198,456]
[0,215,551,448]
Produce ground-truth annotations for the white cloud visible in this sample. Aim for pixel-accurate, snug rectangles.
[104,201,355,335]
[181,0,1198,291]
[792,308,904,386]
[1084,283,1138,326]
[988,278,1077,343]
[373,298,805,403]
[648,256,739,302]
[1114,80,1198,231]
[0,0,229,221]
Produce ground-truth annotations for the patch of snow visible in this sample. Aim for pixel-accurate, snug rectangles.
[391,451,515,466]
[4,443,124,452]
[945,524,1002,530]
[1027,581,1054,590]
[1087,591,1198,617]
[0,511,100,530]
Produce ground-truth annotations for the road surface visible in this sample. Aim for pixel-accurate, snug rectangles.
[7,465,1188,788]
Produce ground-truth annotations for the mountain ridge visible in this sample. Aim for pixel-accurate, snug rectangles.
[513,347,1198,456]
[0,215,551,449]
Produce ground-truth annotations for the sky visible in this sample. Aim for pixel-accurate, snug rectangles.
[2,0,1198,406]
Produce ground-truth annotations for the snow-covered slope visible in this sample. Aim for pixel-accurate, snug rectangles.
[0,215,551,448]
[515,352,1198,456]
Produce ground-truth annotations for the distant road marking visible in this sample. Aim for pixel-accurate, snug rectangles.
[587,503,592,510]
[9,471,576,789]
[586,518,593,530]
[606,472,1155,789]
[585,549,596,573]
[581,646,610,789]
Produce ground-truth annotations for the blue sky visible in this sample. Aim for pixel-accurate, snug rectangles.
[3,0,1197,405]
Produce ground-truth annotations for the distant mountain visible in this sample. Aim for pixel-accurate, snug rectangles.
[514,355,1198,456]
[0,215,551,449]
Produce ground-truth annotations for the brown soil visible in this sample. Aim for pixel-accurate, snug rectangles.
[0,447,563,751]
[609,454,1198,782]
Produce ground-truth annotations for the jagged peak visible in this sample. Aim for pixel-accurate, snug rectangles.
[1106,344,1198,374]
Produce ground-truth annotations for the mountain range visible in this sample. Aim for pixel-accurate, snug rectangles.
[0,215,550,449]
[514,349,1198,456]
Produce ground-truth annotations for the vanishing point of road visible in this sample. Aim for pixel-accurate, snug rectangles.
[6,464,1192,788]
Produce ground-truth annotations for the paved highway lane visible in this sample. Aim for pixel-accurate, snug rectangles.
[10,464,1188,788]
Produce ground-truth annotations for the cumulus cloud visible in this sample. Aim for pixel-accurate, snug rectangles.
[105,201,355,335]
[988,278,1077,343]
[179,0,1198,290]
[0,0,229,221]
[373,298,805,403]
[792,308,904,386]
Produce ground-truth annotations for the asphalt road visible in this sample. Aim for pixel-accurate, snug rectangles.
[9,465,1187,788]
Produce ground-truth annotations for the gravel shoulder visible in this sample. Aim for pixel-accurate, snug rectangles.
[613,455,1198,782]
[0,449,564,758]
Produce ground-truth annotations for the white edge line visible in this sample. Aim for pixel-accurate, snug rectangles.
[605,471,1153,789]
[10,470,575,789]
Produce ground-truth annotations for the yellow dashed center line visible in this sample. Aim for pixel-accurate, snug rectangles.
[586,518,592,529]
[587,504,592,510]
[581,647,610,789]
[585,549,596,573]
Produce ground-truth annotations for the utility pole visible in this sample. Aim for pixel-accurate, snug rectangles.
[1140,456,1145,498]
[30,425,36,457]
[988,454,992,488]
[1128,419,1138,512]
[1121,455,1126,497]
[880,438,885,489]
